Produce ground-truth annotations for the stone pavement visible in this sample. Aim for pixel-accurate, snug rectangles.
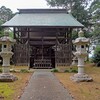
[20,69,73,100]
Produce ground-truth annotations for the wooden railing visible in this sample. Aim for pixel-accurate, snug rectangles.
[33,59,52,68]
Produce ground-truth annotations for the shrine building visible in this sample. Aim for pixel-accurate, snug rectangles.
[2,9,84,69]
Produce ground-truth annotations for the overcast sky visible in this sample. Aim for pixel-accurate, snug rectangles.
[0,0,50,12]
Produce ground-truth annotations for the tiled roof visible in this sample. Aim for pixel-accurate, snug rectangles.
[2,9,84,28]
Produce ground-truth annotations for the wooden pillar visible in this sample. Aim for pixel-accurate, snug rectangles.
[41,36,44,60]
[55,29,59,67]
[64,28,67,44]
[69,28,73,64]
[27,27,30,67]
[56,32,58,51]
[16,27,20,44]
[66,28,69,44]
[13,27,16,65]
[13,27,16,39]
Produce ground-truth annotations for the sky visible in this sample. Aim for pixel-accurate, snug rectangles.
[0,0,50,12]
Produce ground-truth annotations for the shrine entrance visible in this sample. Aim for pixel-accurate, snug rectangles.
[30,45,55,69]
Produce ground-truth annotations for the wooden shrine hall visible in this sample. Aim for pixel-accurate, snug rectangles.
[2,9,84,69]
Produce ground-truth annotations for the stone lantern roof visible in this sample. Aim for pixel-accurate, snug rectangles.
[0,28,16,44]
[73,30,90,45]
[0,35,16,44]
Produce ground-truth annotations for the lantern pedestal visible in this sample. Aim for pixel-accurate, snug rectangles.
[71,59,93,82]
[0,73,17,82]
[0,53,17,82]
[71,73,93,82]
[71,53,93,82]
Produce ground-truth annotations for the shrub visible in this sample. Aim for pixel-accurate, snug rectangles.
[92,46,100,67]
[71,69,78,73]
[10,69,16,73]
[20,69,29,73]
[0,68,2,72]
[64,69,69,72]
[64,68,78,73]
[51,68,59,72]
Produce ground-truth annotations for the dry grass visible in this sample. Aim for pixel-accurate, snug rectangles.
[0,66,33,100]
[9,73,32,100]
[55,64,100,100]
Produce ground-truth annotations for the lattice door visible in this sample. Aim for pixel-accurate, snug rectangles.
[55,44,71,66]
[14,44,29,66]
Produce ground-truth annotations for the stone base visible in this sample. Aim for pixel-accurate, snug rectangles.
[70,73,93,82]
[0,73,18,82]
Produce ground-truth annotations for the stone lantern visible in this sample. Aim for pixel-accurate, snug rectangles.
[71,30,93,82]
[0,30,17,82]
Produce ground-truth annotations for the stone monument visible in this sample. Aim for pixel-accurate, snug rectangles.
[70,30,93,82]
[0,29,17,82]
[72,52,78,66]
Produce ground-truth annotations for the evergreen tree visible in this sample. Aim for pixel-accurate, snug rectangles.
[0,6,13,23]
[46,0,92,27]
[89,0,100,44]
[92,46,100,66]
[0,6,13,37]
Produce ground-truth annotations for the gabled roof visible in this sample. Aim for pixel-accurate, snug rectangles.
[2,9,84,28]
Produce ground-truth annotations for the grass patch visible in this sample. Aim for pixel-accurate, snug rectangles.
[51,66,78,73]
[0,84,14,100]
[20,69,29,73]
[0,65,33,100]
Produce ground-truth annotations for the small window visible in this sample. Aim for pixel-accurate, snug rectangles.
[4,45,7,48]
[81,45,84,48]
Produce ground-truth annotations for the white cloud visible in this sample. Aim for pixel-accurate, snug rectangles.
[0,0,49,12]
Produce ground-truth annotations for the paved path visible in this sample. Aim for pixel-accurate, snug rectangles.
[20,70,73,100]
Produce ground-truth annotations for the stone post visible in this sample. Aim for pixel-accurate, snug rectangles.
[70,30,93,82]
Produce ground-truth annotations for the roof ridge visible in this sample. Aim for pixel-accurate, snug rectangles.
[17,9,68,14]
